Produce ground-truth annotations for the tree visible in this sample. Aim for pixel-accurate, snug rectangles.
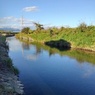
[21,27,30,34]
[49,29,53,37]
[78,22,87,32]
[60,26,65,31]
[33,22,44,31]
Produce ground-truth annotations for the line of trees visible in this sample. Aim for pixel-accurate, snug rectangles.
[21,22,95,34]
[21,22,44,34]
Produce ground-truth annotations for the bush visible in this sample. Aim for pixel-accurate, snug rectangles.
[5,58,13,68]
[12,66,19,75]
[78,22,87,32]
[21,27,30,34]
[5,58,19,75]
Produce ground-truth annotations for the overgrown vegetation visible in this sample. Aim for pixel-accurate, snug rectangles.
[4,58,19,75]
[0,30,15,34]
[0,35,6,42]
[0,36,19,75]
[21,27,30,34]
[16,22,95,51]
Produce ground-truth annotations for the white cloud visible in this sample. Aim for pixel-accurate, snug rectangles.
[3,16,14,20]
[26,54,37,60]
[0,16,34,24]
[0,16,17,24]
[23,6,38,12]
[0,16,35,29]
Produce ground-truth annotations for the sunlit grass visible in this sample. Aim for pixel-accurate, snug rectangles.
[16,23,95,51]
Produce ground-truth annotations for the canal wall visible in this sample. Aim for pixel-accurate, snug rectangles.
[0,36,24,95]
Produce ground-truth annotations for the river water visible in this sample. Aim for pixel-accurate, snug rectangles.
[7,37,95,95]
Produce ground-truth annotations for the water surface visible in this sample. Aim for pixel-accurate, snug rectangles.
[7,37,95,95]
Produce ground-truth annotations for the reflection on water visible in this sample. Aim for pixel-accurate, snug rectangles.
[22,43,30,50]
[31,42,95,64]
[7,37,41,61]
[7,37,95,95]
[21,43,39,61]
[7,37,95,64]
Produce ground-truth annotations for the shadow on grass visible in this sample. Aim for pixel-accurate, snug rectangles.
[45,39,71,51]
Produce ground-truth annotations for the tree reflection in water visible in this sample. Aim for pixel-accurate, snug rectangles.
[21,42,42,61]
[14,37,95,64]
[22,42,30,50]
[31,42,95,64]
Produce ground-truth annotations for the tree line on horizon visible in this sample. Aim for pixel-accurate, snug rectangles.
[21,22,95,34]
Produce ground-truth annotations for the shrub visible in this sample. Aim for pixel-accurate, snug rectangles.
[5,58,13,68]
[21,27,30,34]
[12,66,19,75]
[78,22,87,32]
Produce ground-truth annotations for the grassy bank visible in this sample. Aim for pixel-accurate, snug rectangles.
[0,36,19,75]
[16,23,95,51]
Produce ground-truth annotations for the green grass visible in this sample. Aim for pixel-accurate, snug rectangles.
[16,24,95,51]
[0,35,19,75]
[0,36,6,43]
[6,58,19,75]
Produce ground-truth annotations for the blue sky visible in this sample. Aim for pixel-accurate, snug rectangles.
[0,0,95,29]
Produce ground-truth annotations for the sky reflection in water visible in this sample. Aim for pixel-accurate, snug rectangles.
[7,37,95,95]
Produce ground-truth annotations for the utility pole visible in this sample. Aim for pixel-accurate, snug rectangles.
[21,15,24,56]
[21,15,24,30]
[20,15,24,39]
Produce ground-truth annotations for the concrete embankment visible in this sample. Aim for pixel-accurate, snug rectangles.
[0,36,24,95]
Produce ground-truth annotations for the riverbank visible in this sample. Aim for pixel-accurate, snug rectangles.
[16,24,95,52]
[16,31,95,52]
[0,36,24,95]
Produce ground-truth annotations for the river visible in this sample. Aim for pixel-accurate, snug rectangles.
[7,37,95,95]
